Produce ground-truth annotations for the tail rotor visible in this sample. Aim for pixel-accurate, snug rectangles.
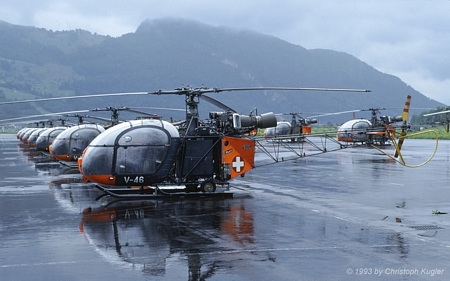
[393,95,411,158]
[373,94,438,168]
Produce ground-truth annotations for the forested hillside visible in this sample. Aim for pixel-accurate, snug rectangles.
[0,18,444,124]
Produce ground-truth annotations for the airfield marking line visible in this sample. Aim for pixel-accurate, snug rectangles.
[184,243,425,256]
[0,259,99,268]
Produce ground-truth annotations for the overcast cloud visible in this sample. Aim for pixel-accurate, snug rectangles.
[1,0,449,105]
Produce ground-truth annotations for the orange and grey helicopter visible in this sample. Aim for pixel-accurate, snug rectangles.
[7,106,164,162]
[49,106,187,162]
[18,124,46,144]
[263,112,317,142]
[336,95,411,147]
[9,111,104,160]
[27,119,67,149]
[335,95,438,166]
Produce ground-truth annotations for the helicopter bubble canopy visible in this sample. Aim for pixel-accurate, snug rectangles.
[337,119,372,142]
[264,122,291,138]
[17,128,30,140]
[16,128,28,138]
[19,128,37,141]
[79,119,180,186]
[26,128,47,147]
[21,128,40,143]
[36,127,67,152]
[50,124,105,161]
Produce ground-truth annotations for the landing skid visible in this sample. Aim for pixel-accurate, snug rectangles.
[59,161,79,168]
[94,184,233,200]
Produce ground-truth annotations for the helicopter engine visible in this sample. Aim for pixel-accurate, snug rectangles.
[209,111,276,135]
[379,115,403,125]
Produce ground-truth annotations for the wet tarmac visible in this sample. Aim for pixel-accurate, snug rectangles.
[1,133,449,280]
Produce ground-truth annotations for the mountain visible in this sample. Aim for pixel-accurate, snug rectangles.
[0,18,444,124]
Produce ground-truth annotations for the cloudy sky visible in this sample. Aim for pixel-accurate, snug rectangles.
[1,0,449,105]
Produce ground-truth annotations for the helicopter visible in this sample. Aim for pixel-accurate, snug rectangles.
[17,120,58,145]
[27,127,50,147]
[36,114,106,154]
[49,106,165,162]
[18,127,40,143]
[263,112,317,142]
[35,126,67,152]
[13,113,101,154]
[12,110,110,160]
[333,95,438,167]
[4,105,185,164]
[75,86,372,197]
[336,96,411,146]
[27,119,68,149]
[49,123,106,162]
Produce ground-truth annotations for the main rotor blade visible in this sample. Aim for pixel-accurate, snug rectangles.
[200,95,236,112]
[210,87,372,93]
[64,114,112,123]
[361,107,385,112]
[423,109,450,117]
[125,108,159,116]
[307,109,362,118]
[130,106,185,112]
[150,86,371,95]
[0,110,90,123]
[0,92,148,105]
[1,86,370,105]
[124,106,185,116]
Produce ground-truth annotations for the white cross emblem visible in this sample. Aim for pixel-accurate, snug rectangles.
[232,156,245,172]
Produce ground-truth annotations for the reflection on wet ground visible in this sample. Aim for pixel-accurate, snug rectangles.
[1,134,449,280]
[80,198,254,278]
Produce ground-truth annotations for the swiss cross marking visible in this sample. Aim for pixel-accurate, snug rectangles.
[232,156,245,173]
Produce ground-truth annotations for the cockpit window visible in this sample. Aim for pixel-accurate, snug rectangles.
[114,127,170,174]
[70,129,101,154]
[82,147,113,175]
[352,121,370,130]
[117,128,168,145]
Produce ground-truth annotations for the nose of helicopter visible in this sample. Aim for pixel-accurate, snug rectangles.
[50,125,106,162]
[80,119,180,186]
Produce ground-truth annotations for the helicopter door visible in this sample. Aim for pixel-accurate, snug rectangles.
[178,138,214,178]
